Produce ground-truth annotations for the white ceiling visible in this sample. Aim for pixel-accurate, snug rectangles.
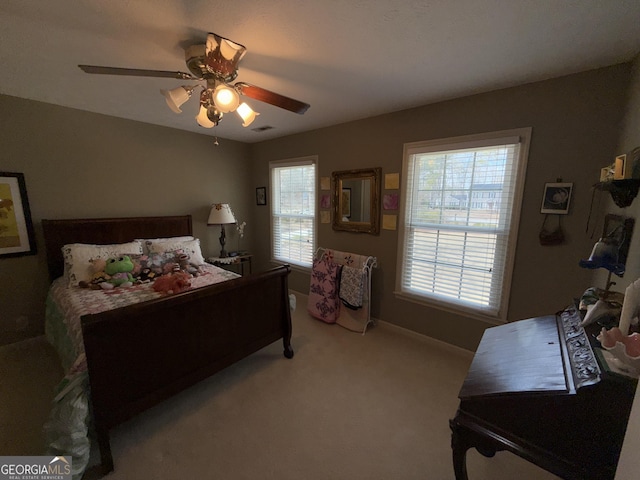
[1,0,640,144]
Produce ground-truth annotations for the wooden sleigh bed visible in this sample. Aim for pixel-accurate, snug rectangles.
[42,215,293,477]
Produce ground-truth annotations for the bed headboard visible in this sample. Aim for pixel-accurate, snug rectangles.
[42,215,193,281]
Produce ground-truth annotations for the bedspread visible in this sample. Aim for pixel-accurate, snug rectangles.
[47,264,238,376]
[44,264,238,479]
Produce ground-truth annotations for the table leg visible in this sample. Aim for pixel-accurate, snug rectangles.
[450,419,470,480]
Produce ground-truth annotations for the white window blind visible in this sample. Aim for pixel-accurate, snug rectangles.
[270,157,317,268]
[397,129,530,321]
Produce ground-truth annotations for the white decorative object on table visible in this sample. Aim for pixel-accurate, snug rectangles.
[597,327,640,376]
[208,256,237,265]
[581,299,620,327]
[619,278,640,335]
[236,220,246,252]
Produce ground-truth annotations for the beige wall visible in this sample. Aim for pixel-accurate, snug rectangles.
[0,63,634,350]
[0,95,252,345]
[251,64,632,351]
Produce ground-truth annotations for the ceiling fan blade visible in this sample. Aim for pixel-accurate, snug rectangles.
[78,65,197,80]
[236,83,309,115]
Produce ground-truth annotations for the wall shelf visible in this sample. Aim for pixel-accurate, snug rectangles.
[594,179,640,208]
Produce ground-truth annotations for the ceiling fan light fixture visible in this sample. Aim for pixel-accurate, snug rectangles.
[236,102,260,127]
[212,84,240,113]
[161,85,195,113]
[81,32,309,132]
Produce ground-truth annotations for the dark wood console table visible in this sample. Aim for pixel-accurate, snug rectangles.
[450,307,637,479]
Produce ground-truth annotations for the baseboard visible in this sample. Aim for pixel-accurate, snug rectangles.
[376,319,474,358]
[290,289,474,358]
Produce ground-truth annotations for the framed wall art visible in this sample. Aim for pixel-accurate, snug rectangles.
[384,173,400,190]
[0,172,36,258]
[540,182,573,214]
[256,187,267,206]
[383,193,399,210]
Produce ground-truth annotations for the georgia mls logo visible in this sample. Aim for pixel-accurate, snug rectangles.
[0,456,72,480]
[49,456,71,473]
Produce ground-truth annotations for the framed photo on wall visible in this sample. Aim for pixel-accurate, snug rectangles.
[256,186,267,206]
[0,172,37,258]
[383,193,399,210]
[540,182,573,214]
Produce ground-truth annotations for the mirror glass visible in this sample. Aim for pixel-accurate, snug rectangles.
[332,168,381,234]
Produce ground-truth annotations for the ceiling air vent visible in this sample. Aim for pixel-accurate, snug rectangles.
[251,125,274,132]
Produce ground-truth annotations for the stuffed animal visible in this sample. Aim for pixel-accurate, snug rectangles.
[162,261,180,275]
[79,258,110,289]
[136,267,158,284]
[152,271,191,294]
[145,254,165,276]
[176,253,202,277]
[100,255,135,289]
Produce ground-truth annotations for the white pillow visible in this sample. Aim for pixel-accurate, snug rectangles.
[147,237,206,265]
[62,241,144,287]
[138,236,195,254]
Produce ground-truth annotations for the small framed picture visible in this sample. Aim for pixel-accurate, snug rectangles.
[541,182,573,214]
[256,187,267,206]
[383,193,399,210]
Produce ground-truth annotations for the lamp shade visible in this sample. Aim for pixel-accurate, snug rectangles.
[212,84,240,113]
[236,102,260,127]
[208,203,236,225]
[161,86,194,113]
[196,105,216,128]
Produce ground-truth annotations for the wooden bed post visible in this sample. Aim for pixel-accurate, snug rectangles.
[96,427,114,474]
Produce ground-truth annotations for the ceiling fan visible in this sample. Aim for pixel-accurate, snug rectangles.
[78,32,310,131]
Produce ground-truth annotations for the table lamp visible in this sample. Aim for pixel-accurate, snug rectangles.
[207,203,236,258]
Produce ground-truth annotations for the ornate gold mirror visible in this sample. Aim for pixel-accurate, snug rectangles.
[332,168,381,234]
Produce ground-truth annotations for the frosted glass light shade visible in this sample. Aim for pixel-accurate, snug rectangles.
[161,86,194,113]
[207,203,236,225]
[213,85,240,113]
[196,105,216,128]
[236,102,260,127]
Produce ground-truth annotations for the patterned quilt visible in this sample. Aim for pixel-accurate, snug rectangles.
[47,263,238,376]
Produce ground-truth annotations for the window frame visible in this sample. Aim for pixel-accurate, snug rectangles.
[394,128,531,324]
[269,155,318,270]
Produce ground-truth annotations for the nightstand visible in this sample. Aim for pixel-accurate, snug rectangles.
[206,253,253,275]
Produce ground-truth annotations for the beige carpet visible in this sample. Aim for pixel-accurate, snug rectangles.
[0,291,559,479]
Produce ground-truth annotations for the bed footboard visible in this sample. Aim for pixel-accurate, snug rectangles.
[81,265,293,473]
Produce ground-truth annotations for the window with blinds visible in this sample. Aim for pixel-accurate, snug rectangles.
[270,156,317,268]
[396,129,530,322]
